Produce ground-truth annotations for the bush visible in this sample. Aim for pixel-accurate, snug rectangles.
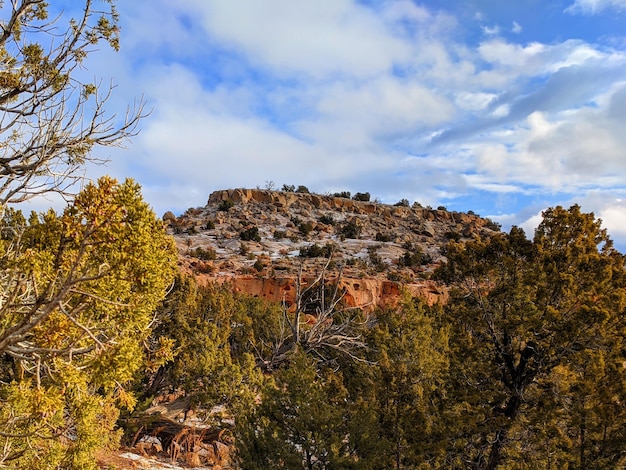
[254,258,265,272]
[375,232,392,242]
[299,243,335,258]
[445,231,462,241]
[218,199,234,211]
[398,246,428,268]
[352,192,370,202]
[319,214,335,225]
[204,219,215,230]
[339,220,361,239]
[368,246,387,272]
[394,199,410,207]
[190,246,217,261]
[333,191,351,199]
[296,185,310,194]
[299,221,314,236]
[274,230,287,239]
[240,226,261,242]
[437,205,447,211]
[485,218,502,231]
[282,184,295,192]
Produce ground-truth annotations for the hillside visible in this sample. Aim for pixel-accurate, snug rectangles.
[166,188,501,308]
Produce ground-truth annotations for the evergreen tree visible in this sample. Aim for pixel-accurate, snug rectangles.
[366,298,449,469]
[436,205,626,468]
[236,347,354,469]
[0,177,177,468]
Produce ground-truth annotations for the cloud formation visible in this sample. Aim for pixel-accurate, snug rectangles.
[565,0,626,14]
[62,0,626,250]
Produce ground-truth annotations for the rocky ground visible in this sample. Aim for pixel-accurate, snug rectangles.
[167,188,500,308]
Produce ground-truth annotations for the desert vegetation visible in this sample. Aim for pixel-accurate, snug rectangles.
[0,2,624,469]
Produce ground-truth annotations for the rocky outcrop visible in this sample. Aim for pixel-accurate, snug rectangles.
[172,188,499,308]
[197,274,446,310]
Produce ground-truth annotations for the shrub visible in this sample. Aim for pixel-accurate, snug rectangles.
[485,218,502,231]
[437,205,447,211]
[190,246,217,261]
[299,221,314,236]
[352,192,370,202]
[299,243,335,258]
[399,247,426,268]
[240,226,261,242]
[319,214,335,225]
[445,231,462,241]
[367,246,387,272]
[375,232,392,242]
[394,199,410,207]
[282,184,295,192]
[296,185,310,194]
[333,191,351,199]
[339,220,361,239]
[218,199,234,211]
[254,258,265,272]
[273,230,287,239]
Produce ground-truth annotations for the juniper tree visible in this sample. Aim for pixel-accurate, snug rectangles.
[436,205,626,469]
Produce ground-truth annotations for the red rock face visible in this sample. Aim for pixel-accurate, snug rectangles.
[196,274,447,310]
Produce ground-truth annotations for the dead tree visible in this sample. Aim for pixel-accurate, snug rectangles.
[258,257,369,371]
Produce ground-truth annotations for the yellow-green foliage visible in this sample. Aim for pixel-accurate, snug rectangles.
[0,177,177,468]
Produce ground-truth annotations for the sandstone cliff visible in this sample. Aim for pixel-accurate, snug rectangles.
[168,188,499,309]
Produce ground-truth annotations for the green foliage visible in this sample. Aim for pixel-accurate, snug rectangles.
[435,205,626,468]
[299,242,335,258]
[0,0,142,207]
[333,191,351,198]
[0,177,177,468]
[318,214,335,225]
[240,225,261,242]
[352,192,370,202]
[140,276,264,415]
[394,198,410,207]
[282,184,295,192]
[398,247,429,267]
[367,245,387,272]
[236,348,354,469]
[218,199,235,211]
[444,230,461,241]
[375,231,392,242]
[273,229,287,239]
[189,246,216,260]
[298,220,314,236]
[339,220,362,239]
[296,185,310,194]
[364,298,450,468]
[484,217,502,231]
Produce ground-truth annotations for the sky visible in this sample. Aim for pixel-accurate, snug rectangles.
[33,1,626,249]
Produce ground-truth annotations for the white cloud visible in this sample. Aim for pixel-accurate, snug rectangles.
[565,0,626,14]
[455,92,497,111]
[512,21,522,34]
[481,25,500,36]
[185,0,411,79]
[39,0,626,252]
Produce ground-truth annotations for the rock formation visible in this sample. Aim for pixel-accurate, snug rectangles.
[169,188,499,309]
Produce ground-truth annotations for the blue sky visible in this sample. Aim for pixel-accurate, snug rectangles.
[34,0,626,249]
